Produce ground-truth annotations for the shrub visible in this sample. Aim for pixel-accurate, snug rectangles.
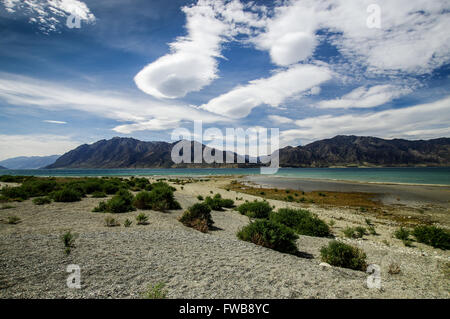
[61,230,75,249]
[91,191,107,198]
[93,189,134,213]
[394,227,410,241]
[197,195,204,201]
[204,193,234,211]
[388,262,401,275]
[343,226,366,239]
[320,241,367,271]
[52,188,82,202]
[102,181,122,195]
[237,219,298,254]
[179,203,213,233]
[269,208,332,238]
[143,282,167,299]
[136,213,149,225]
[107,189,135,213]
[92,201,107,213]
[105,216,120,227]
[21,179,58,197]
[124,218,132,227]
[412,225,450,250]
[236,201,272,219]
[1,186,29,201]
[7,216,21,224]
[32,196,52,205]
[133,183,180,211]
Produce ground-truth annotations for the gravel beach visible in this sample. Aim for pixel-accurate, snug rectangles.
[0,177,449,298]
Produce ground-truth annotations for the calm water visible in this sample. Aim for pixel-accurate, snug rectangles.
[0,167,449,185]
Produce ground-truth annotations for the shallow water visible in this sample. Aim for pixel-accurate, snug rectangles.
[0,167,449,185]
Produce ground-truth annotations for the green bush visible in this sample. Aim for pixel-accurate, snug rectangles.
[52,188,82,202]
[197,195,204,201]
[136,213,149,225]
[91,191,107,198]
[269,208,332,238]
[394,227,410,241]
[343,226,367,239]
[236,201,272,219]
[93,189,135,213]
[237,219,298,254]
[21,179,59,197]
[412,225,450,250]
[204,193,234,211]
[124,218,132,227]
[320,241,367,271]
[1,186,29,201]
[133,183,181,211]
[143,282,168,299]
[32,196,52,205]
[61,230,75,250]
[179,203,213,233]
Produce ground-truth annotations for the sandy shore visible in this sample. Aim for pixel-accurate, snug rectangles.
[0,176,449,298]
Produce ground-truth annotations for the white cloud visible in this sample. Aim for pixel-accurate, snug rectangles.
[43,120,67,124]
[0,73,228,134]
[134,0,229,99]
[280,96,450,145]
[318,85,412,109]
[1,0,96,33]
[0,134,80,161]
[267,115,294,125]
[251,2,318,66]
[200,64,332,118]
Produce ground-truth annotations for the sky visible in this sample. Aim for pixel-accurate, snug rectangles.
[0,0,449,160]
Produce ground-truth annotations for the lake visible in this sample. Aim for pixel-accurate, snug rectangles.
[0,167,449,185]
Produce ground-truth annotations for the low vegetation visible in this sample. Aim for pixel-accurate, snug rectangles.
[142,282,168,299]
[179,203,213,233]
[343,226,367,239]
[236,201,272,219]
[61,230,75,255]
[104,216,120,227]
[93,189,135,213]
[32,196,52,205]
[237,219,298,254]
[133,182,181,211]
[269,208,332,238]
[52,188,82,202]
[124,218,132,227]
[204,193,234,211]
[136,213,149,225]
[320,241,367,271]
[412,225,450,250]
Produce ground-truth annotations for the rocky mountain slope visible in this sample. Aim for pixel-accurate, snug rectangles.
[45,135,450,169]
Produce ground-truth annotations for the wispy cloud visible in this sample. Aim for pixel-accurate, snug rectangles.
[43,120,67,124]
[317,85,413,109]
[0,72,229,133]
[200,64,333,118]
[281,96,450,146]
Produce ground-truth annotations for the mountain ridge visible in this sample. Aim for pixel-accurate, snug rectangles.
[0,155,60,169]
[45,135,450,169]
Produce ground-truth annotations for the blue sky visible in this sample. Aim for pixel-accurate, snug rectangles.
[0,0,449,160]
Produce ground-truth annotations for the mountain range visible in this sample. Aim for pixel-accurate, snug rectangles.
[44,135,450,169]
[0,155,60,169]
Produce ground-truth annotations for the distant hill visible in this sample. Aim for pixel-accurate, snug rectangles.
[0,165,7,169]
[279,135,450,167]
[46,137,247,169]
[0,155,60,169]
[45,136,450,169]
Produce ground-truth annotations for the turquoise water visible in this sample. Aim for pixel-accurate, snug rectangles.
[0,167,449,185]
